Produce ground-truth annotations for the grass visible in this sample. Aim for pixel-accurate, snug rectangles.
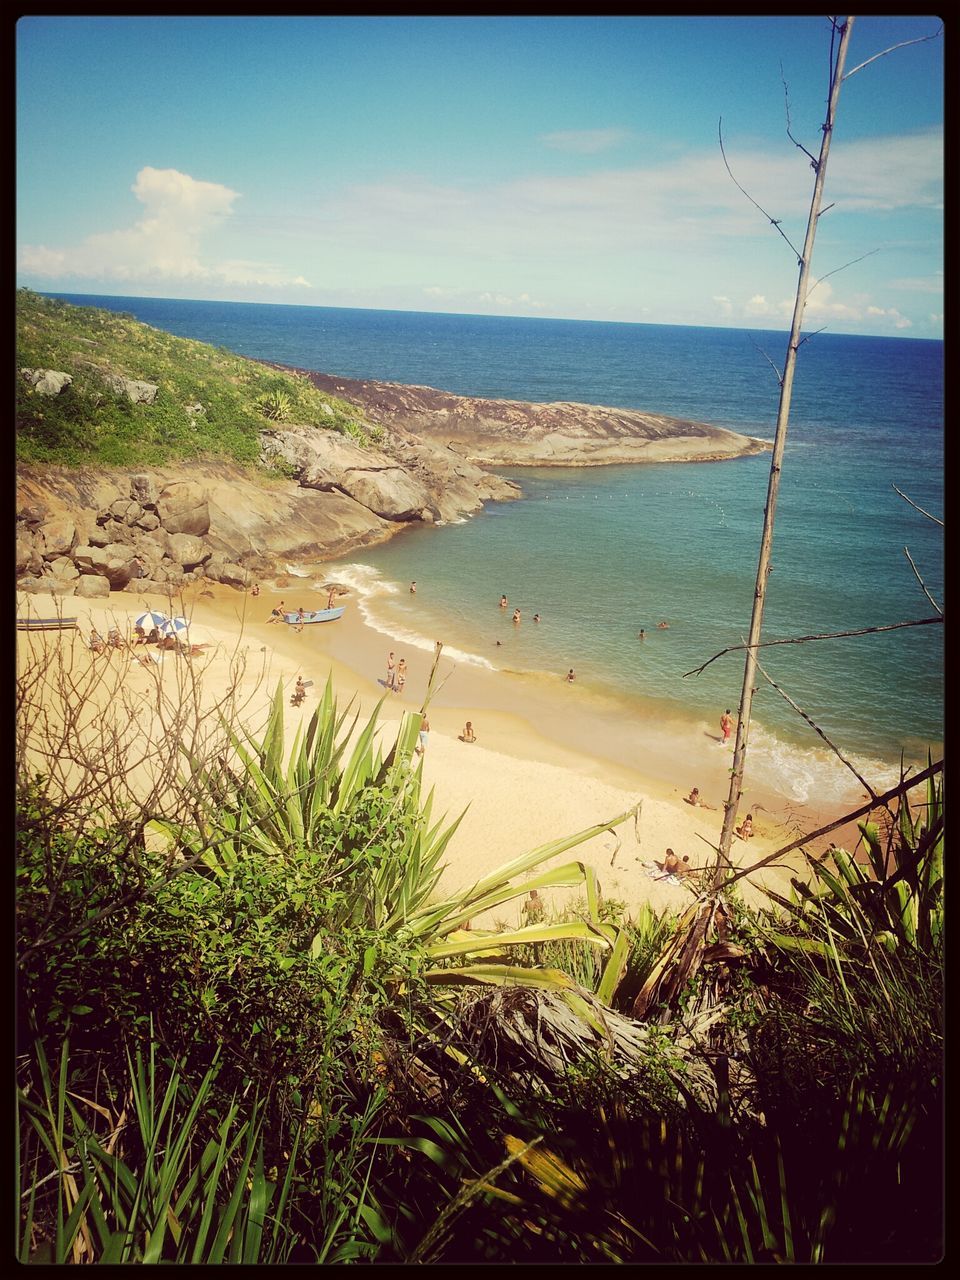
[16,289,382,469]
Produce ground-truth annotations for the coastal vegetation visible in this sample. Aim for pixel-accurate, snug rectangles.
[16,630,943,1263]
[16,289,380,469]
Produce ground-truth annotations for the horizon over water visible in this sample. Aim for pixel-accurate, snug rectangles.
[50,293,944,804]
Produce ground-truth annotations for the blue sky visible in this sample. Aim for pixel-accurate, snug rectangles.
[17,15,943,337]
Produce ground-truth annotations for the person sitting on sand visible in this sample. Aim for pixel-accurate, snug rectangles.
[251,583,261,597]
[735,813,754,839]
[89,628,105,654]
[107,626,123,649]
[132,624,147,645]
[500,595,508,608]
[522,889,545,925]
[145,627,160,645]
[566,668,575,682]
[267,601,285,624]
[684,787,716,810]
[662,849,682,875]
[394,658,407,694]
[458,721,477,743]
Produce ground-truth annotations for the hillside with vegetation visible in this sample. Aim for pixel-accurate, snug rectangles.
[16,289,379,469]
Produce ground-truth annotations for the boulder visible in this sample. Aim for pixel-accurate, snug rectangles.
[74,575,111,599]
[156,481,211,536]
[135,510,161,531]
[166,532,210,569]
[16,576,48,594]
[46,556,80,582]
[334,467,432,521]
[72,544,139,588]
[106,375,159,404]
[39,516,77,560]
[21,368,73,396]
[109,499,144,525]
[17,504,48,528]
[129,474,159,506]
[204,558,248,588]
[17,531,44,577]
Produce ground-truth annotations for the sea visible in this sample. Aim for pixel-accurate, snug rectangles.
[50,295,944,805]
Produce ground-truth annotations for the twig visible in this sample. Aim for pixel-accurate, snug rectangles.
[843,26,943,81]
[718,118,803,262]
[808,248,881,298]
[683,615,943,678]
[748,334,783,386]
[796,325,828,350]
[752,655,879,802]
[892,483,943,527]
[781,63,820,169]
[904,546,943,616]
[721,758,942,890]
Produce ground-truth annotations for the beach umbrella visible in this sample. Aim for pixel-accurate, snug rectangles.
[159,616,190,637]
[134,610,168,630]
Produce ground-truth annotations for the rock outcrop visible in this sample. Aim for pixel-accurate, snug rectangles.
[16,365,769,601]
[287,369,770,468]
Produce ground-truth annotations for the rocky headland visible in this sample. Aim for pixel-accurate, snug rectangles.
[16,293,768,600]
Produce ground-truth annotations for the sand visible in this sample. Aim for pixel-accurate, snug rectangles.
[17,582,843,927]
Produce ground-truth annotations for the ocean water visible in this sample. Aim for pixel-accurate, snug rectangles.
[51,295,944,798]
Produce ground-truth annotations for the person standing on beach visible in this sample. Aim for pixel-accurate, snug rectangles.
[566,668,575,683]
[415,715,430,755]
[386,651,396,689]
[295,606,306,633]
[720,708,734,745]
[267,601,285,624]
[394,658,407,694]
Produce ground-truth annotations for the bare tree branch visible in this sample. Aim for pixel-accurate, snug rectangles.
[683,615,943,678]
[892,483,944,527]
[903,546,943,616]
[752,655,880,803]
[796,325,829,350]
[808,248,880,297]
[718,117,803,262]
[780,62,820,169]
[843,26,943,80]
[722,758,942,890]
[747,334,783,386]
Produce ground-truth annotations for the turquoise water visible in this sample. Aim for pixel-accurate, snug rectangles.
[51,295,944,782]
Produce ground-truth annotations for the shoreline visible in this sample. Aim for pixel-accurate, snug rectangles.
[18,579,876,923]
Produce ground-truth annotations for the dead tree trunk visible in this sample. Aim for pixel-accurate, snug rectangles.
[714,16,856,885]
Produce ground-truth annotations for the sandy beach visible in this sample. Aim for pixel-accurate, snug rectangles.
[17,579,858,926]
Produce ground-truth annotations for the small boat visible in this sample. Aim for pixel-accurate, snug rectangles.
[17,617,79,631]
[283,607,345,625]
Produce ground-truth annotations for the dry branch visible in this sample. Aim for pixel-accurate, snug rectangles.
[683,615,943,678]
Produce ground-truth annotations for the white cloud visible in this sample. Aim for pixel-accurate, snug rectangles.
[540,128,631,154]
[18,166,310,289]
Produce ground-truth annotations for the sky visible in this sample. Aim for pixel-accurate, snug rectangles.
[16,15,943,338]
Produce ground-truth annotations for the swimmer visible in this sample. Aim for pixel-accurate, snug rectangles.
[410,581,417,594]
[500,595,508,608]
[533,613,541,623]
[513,608,521,624]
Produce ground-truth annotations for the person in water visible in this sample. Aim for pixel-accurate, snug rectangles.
[566,668,575,683]
[500,595,508,608]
